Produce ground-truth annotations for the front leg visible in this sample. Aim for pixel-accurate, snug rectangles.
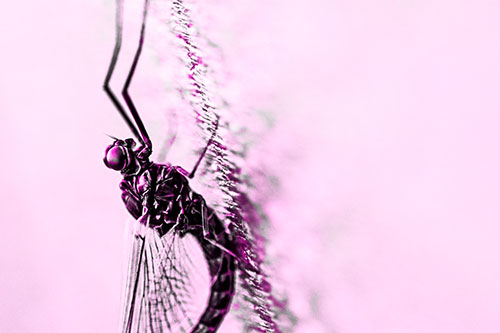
[120,181,143,219]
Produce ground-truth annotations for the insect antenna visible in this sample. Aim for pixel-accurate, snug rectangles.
[121,0,153,150]
[103,0,144,145]
[105,134,119,141]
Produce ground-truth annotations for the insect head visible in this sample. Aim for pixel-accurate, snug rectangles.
[104,138,142,174]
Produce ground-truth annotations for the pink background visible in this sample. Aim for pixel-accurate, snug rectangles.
[1,0,500,332]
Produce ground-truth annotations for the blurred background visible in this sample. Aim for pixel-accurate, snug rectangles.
[1,0,500,332]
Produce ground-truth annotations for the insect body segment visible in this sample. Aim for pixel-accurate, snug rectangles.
[104,139,236,332]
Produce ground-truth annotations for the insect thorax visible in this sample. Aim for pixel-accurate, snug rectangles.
[120,163,205,237]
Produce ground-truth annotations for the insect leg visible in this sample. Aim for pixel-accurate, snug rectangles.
[200,200,237,259]
[188,115,219,179]
[122,212,156,332]
[121,0,153,149]
[200,198,209,238]
[203,233,237,259]
[124,234,146,333]
[103,0,143,145]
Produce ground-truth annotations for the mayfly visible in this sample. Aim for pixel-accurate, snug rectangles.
[102,0,236,331]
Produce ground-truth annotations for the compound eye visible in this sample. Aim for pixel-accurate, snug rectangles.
[104,146,128,171]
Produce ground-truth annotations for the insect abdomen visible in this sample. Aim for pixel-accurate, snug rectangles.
[192,252,235,333]
[192,213,236,333]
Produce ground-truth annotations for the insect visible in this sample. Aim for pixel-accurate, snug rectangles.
[102,0,236,331]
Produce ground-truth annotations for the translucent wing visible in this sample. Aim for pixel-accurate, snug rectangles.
[121,220,211,333]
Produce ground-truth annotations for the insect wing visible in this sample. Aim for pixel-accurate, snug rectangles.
[121,220,211,332]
